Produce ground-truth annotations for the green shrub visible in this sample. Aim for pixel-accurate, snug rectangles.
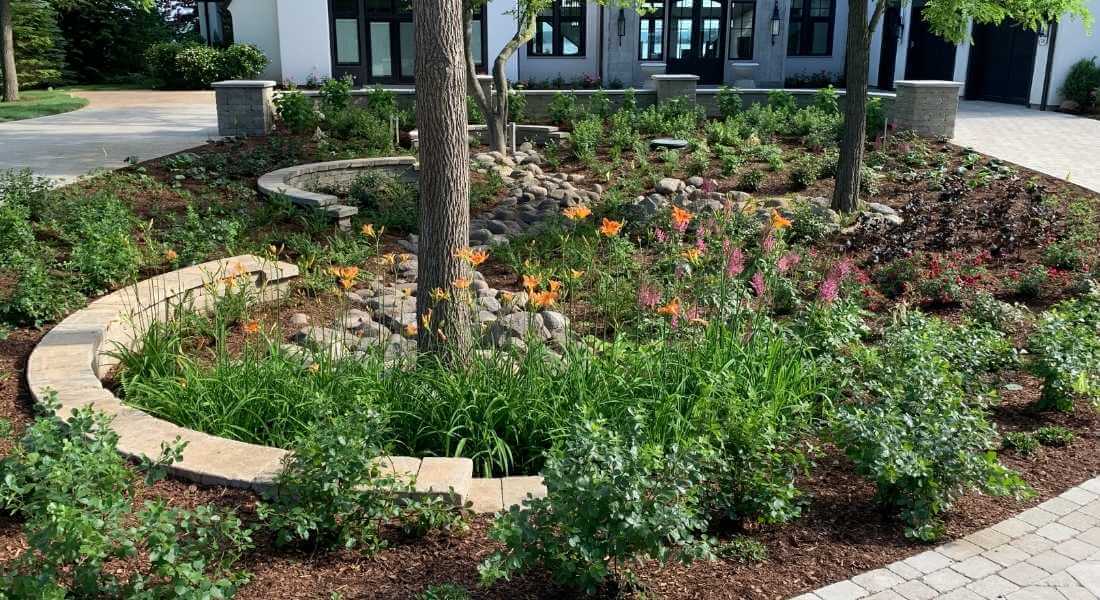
[479,414,714,594]
[144,41,195,88]
[813,85,840,114]
[570,115,603,161]
[0,252,84,327]
[715,536,768,563]
[508,88,528,122]
[608,109,640,152]
[257,407,404,552]
[787,203,834,244]
[466,94,484,124]
[635,98,702,138]
[1042,239,1087,270]
[326,107,394,151]
[145,41,269,89]
[174,45,227,89]
[0,401,252,597]
[220,43,270,80]
[717,86,742,119]
[966,292,1028,333]
[1001,431,1039,455]
[1060,58,1100,109]
[1028,294,1100,412]
[866,96,887,136]
[767,90,797,112]
[274,88,319,133]
[1034,425,1075,447]
[789,154,824,189]
[548,91,578,125]
[0,186,36,264]
[162,204,245,265]
[348,169,418,232]
[1015,265,1048,299]
[588,88,612,118]
[318,75,354,116]
[739,168,765,192]
[833,311,1030,540]
[417,584,471,600]
[56,192,142,294]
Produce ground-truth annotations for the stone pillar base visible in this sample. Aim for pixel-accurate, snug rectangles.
[892,80,964,138]
[213,80,277,137]
[652,74,699,105]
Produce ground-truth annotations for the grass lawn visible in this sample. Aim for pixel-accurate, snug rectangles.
[0,89,89,122]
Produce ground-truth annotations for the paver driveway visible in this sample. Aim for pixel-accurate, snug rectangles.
[0,90,217,185]
[953,101,1100,194]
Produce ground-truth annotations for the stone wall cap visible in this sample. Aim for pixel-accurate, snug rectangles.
[651,74,700,81]
[212,80,277,89]
[894,80,964,88]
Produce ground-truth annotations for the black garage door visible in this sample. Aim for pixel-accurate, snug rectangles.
[965,21,1039,105]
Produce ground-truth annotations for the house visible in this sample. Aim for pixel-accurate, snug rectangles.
[197,0,1097,108]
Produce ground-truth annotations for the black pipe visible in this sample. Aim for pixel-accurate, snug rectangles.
[1040,21,1059,111]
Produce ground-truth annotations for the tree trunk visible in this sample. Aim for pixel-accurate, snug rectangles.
[415,0,473,358]
[1,0,18,102]
[831,0,880,213]
[463,2,536,154]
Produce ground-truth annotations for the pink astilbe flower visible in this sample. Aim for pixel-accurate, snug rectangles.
[685,304,703,322]
[695,235,706,253]
[828,258,855,282]
[701,178,718,194]
[654,227,668,243]
[818,277,840,304]
[762,232,776,253]
[750,271,767,297]
[726,247,745,277]
[777,252,801,273]
[672,218,690,234]
[637,285,662,309]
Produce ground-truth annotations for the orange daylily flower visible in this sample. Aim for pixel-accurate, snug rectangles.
[548,279,563,293]
[164,249,178,262]
[453,276,471,290]
[770,209,792,230]
[671,206,693,229]
[522,274,541,291]
[430,287,449,302]
[682,248,703,263]
[242,320,260,335]
[570,269,585,279]
[469,249,489,266]
[657,297,682,317]
[361,223,377,238]
[421,309,433,330]
[530,290,559,308]
[599,218,623,237]
[562,205,592,221]
[404,323,418,337]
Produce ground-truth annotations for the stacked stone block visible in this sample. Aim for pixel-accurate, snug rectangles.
[213,80,276,137]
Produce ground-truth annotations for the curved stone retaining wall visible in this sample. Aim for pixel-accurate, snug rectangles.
[26,255,544,512]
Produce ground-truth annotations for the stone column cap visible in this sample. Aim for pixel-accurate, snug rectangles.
[894,80,964,89]
[651,74,700,81]
[212,80,277,89]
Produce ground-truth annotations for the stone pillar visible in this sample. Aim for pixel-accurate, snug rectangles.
[892,80,964,138]
[652,74,699,105]
[213,80,277,137]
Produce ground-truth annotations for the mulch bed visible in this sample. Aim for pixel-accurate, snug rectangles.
[1,136,1098,598]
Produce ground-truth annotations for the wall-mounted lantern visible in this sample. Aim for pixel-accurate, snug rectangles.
[617,9,627,46]
[770,1,782,45]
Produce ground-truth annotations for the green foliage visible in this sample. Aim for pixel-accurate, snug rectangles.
[767,90,797,112]
[1060,58,1100,109]
[570,115,604,162]
[833,311,1030,541]
[716,86,742,119]
[588,89,613,118]
[162,204,245,265]
[865,97,887,136]
[479,415,714,594]
[635,98,703,138]
[348,169,419,232]
[0,399,252,598]
[54,192,142,294]
[0,252,84,327]
[966,292,1027,333]
[813,86,840,114]
[145,42,269,89]
[547,91,578,125]
[1034,425,1075,447]
[325,107,394,151]
[739,168,765,192]
[715,535,768,563]
[318,75,354,116]
[256,407,404,552]
[1016,265,1049,299]
[6,0,66,88]
[608,109,640,152]
[507,88,527,122]
[1002,431,1039,455]
[789,153,824,189]
[1028,294,1100,412]
[466,95,484,124]
[417,583,471,600]
[274,87,320,133]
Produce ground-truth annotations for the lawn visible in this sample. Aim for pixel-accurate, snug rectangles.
[0,89,89,122]
[0,83,1098,599]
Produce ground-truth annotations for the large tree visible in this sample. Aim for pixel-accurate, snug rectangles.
[415,0,474,357]
[1,0,17,101]
[832,0,1092,213]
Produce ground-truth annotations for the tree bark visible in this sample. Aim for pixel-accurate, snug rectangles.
[415,0,473,358]
[463,1,537,153]
[1,0,18,102]
[831,0,879,213]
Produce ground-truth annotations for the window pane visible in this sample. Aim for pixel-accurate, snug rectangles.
[701,18,720,58]
[789,0,804,18]
[472,19,483,65]
[370,22,392,77]
[811,21,828,53]
[538,20,554,54]
[561,20,582,55]
[787,20,801,54]
[640,19,664,60]
[810,0,830,17]
[729,2,754,60]
[335,18,360,64]
[673,17,692,58]
[400,21,415,78]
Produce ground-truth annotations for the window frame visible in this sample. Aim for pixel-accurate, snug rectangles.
[637,0,666,62]
[528,0,587,58]
[727,0,755,61]
[786,0,835,57]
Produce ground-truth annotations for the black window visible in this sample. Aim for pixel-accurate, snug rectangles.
[638,0,665,61]
[787,0,834,56]
[728,0,754,60]
[530,0,586,57]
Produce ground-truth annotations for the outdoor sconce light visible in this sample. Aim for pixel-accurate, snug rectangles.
[617,9,627,46]
[770,1,781,45]
[1038,23,1051,45]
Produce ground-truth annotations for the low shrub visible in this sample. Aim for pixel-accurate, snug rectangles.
[966,292,1028,333]
[318,75,354,116]
[571,115,604,161]
[716,86,742,119]
[55,192,142,294]
[348,169,418,232]
[0,400,252,597]
[608,110,640,152]
[1015,265,1049,299]
[508,88,527,122]
[548,91,578,125]
[715,536,768,563]
[1028,294,1100,411]
[0,252,84,327]
[479,414,714,594]
[326,107,394,151]
[274,88,320,133]
[1001,431,1039,455]
[145,41,268,89]
[739,168,765,192]
[1060,58,1100,110]
[1034,425,1075,447]
[789,154,824,189]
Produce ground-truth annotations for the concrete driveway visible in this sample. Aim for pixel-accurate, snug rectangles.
[0,90,217,185]
[953,101,1100,194]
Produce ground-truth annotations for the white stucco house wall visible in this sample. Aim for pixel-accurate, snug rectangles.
[199,0,1097,109]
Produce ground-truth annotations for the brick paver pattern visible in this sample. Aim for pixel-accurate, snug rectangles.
[793,477,1100,599]
[952,101,1100,195]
